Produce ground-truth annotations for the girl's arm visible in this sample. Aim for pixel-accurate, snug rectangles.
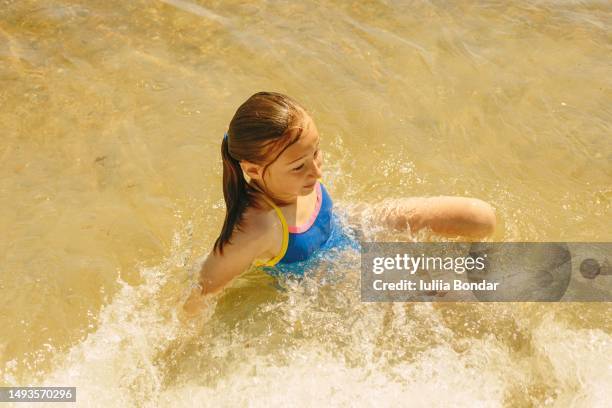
[181,220,278,319]
[348,196,497,239]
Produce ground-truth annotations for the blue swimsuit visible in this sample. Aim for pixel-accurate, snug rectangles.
[253,180,359,276]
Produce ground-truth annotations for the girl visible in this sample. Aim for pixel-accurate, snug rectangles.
[182,91,496,318]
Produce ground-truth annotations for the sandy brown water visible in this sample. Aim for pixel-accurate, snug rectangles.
[1,0,610,406]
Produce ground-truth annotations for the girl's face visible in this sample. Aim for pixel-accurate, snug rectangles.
[242,111,323,203]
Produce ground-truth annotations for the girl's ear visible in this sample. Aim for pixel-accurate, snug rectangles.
[240,160,264,181]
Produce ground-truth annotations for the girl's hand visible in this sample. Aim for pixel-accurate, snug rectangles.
[180,283,208,322]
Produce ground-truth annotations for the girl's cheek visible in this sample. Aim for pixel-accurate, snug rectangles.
[290,171,302,183]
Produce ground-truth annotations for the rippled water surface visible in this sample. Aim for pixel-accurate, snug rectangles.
[1,0,610,406]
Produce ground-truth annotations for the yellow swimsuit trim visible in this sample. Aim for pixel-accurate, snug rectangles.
[252,179,324,268]
[253,194,289,267]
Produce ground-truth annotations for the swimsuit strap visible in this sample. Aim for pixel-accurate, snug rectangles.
[288,181,322,233]
[253,194,289,267]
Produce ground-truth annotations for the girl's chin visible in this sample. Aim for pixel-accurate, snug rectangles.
[294,185,315,196]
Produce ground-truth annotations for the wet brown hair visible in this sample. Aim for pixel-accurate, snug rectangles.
[213,91,308,255]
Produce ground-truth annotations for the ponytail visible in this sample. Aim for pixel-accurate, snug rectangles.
[213,136,256,255]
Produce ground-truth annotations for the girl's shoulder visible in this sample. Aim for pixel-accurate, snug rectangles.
[240,202,284,258]
[242,203,278,233]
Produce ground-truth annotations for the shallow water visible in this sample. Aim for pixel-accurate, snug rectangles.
[1,0,611,406]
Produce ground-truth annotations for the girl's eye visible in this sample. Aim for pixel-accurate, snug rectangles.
[292,148,320,171]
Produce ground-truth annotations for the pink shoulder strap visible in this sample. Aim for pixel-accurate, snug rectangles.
[288,181,322,233]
